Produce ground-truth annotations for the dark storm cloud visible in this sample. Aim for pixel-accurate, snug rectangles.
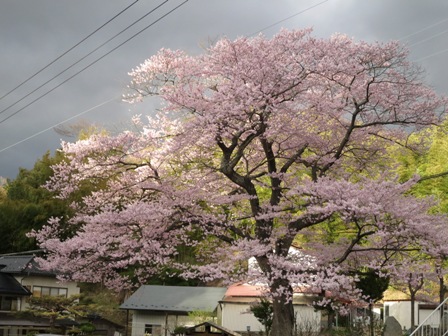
[1,0,447,179]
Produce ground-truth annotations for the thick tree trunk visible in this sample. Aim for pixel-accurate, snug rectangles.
[271,297,295,336]
[270,279,295,336]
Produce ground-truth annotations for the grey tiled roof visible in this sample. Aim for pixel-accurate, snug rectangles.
[120,285,226,313]
[0,255,55,276]
[0,255,34,273]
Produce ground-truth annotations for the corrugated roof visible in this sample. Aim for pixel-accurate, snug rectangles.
[120,285,226,313]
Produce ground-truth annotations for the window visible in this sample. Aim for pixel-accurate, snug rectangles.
[144,324,162,336]
[32,286,68,298]
[0,296,18,311]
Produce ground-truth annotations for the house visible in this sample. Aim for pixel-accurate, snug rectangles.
[218,283,322,334]
[0,255,81,336]
[120,285,227,336]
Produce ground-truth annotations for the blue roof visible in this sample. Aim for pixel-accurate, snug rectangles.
[120,285,226,313]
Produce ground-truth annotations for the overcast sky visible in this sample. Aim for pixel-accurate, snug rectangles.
[1,0,447,180]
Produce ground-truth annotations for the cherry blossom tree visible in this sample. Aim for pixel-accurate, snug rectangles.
[31,29,448,336]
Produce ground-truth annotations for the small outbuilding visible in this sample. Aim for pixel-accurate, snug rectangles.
[120,285,227,336]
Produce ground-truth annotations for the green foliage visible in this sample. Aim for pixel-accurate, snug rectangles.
[78,283,126,325]
[394,123,448,212]
[172,325,187,335]
[0,151,70,253]
[27,294,81,332]
[355,268,389,303]
[250,298,273,336]
[187,309,216,323]
[0,148,107,254]
[79,322,96,334]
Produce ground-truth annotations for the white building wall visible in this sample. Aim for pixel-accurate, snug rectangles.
[384,301,423,330]
[220,302,321,334]
[220,302,264,333]
[418,308,441,328]
[294,305,321,332]
[132,311,166,336]
[13,275,80,311]
[16,275,80,295]
[131,311,198,336]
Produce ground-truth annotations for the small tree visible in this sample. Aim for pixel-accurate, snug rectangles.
[187,310,216,324]
[250,298,273,336]
[27,295,81,333]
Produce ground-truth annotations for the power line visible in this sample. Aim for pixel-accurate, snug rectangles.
[414,47,448,62]
[0,0,169,117]
[249,0,330,37]
[0,0,321,153]
[407,28,448,48]
[0,0,189,125]
[396,17,448,62]
[399,17,448,42]
[0,96,120,154]
[0,0,140,102]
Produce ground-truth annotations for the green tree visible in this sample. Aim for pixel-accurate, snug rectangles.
[27,295,81,333]
[393,122,448,305]
[250,298,273,336]
[78,283,126,325]
[0,151,69,253]
[394,122,448,211]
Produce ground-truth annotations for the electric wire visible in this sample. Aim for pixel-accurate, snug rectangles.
[0,0,140,102]
[0,0,324,154]
[399,17,448,42]
[394,15,448,61]
[407,28,448,48]
[8,1,447,157]
[0,96,120,153]
[0,0,189,125]
[0,0,169,118]
[0,0,323,124]
[414,47,448,62]
[248,0,330,37]
[402,18,448,61]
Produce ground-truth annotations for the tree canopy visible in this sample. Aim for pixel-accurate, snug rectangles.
[0,151,69,253]
[31,29,448,336]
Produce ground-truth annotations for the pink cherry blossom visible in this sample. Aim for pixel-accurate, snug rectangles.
[30,29,448,336]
